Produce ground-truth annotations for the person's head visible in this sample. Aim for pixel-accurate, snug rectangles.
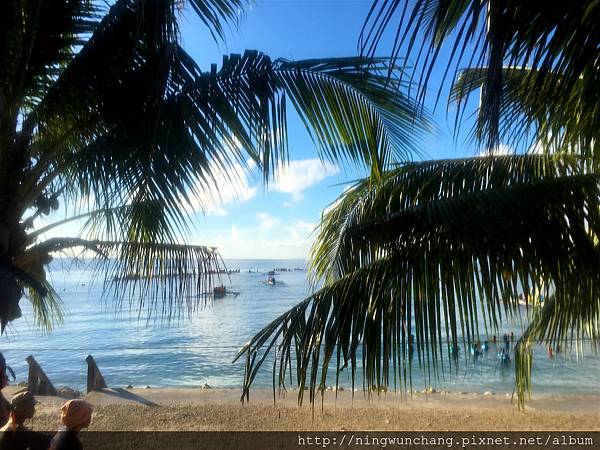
[10,391,37,424]
[60,400,93,431]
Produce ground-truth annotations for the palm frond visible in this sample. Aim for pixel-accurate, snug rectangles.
[24,281,65,332]
[359,0,600,149]
[239,154,600,407]
[17,237,224,322]
[451,67,598,159]
[2,1,430,331]
[96,240,225,320]
[20,51,428,248]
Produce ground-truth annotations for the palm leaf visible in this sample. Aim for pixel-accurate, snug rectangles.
[238,154,600,407]
[451,67,598,159]
[16,238,224,322]
[21,51,428,251]
[359,0,600,149]
[2,0,430,331]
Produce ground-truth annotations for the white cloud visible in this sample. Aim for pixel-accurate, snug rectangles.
[478,144,515,156]
[285,220,316,241]
[186,160,258,216]
[205,220,317,259]
[271,159,340,201]
[256,212,280,231]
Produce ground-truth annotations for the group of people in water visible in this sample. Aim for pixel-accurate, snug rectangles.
[405,332,530,367]
[0,353,93,450]
[452,333,515,365]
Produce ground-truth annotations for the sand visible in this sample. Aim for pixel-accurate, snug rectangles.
[4,385,599,431]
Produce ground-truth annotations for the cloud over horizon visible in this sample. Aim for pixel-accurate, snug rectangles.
[271,159,340,201]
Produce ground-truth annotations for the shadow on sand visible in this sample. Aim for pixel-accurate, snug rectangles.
[93,388,159,407]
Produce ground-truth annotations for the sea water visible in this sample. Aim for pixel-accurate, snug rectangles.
[1,259,599,395]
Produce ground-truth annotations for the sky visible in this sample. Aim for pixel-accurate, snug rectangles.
[42,0,491,260]
[172,0,484,259]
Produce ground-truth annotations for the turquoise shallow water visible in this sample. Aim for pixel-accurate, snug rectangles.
[1,258,599,395]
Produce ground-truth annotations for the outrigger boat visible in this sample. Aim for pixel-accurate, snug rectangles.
[212,285,240,298]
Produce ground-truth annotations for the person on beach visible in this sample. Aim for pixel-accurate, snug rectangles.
[0,353,15,427]
[49,400,93,450]
[0,391,49,450]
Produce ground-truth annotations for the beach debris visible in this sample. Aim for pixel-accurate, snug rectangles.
[484,391,493,396]
[145,385,152,389]
[202,383,212,390]
[126,385,133,389]
[86,354,107,393]
[26,355,58,396]
[58,386,81,399]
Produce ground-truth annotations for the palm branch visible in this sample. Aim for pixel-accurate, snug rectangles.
[359,0,599,150]
[451,67,598,160]
[0,0,428,330]
[237,154,600,407]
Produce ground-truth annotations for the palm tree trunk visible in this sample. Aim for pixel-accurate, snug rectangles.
[0,262,23,331]
[0,125,29,331]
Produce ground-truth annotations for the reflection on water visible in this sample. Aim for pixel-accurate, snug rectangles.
[2,259,599,394]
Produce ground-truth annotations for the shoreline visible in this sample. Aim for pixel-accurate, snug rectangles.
[5,386,599,431]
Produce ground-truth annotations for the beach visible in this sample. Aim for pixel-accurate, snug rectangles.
[5,385,599,431]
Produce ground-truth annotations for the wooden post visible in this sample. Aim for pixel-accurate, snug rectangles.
[26,355,58,396]
[86,355,107,393]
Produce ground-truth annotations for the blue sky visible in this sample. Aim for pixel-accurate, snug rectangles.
[40,1,492,260]
[174,0,484,259]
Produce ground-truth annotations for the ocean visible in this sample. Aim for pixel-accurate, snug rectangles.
[2,258,599,396]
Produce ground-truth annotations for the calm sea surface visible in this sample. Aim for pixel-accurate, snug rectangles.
[2,259,599,395]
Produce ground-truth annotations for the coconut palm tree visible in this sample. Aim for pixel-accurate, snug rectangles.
[359,0,599,152]
[0,0,427,331]
[238,0,600,408]
[238,153,600,407]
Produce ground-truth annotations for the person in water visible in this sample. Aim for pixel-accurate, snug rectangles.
[49,400,93,450]
[0,353,15,427]
[0,391,49,450]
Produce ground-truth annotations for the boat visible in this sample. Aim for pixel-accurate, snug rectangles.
[213,285,227,297]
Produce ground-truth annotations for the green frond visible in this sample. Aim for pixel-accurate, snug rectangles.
[22,238,224,321]
[359,0,600,149]
[7,252,65,331]
[451,67,598,158]
[25,281,65,332]
[240,154,600,407]
[22,51,428,247]
[2,1,430,331]
[97,240,226,321]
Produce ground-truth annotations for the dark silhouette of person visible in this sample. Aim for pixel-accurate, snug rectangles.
[0,391,50,450]
[49,400,93,450]
[0,353,15,427]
